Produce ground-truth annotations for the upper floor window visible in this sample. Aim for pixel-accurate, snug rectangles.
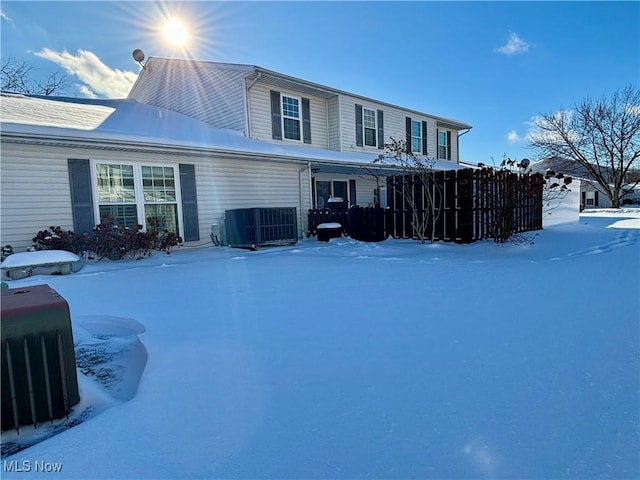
[438,129,451,160]
[282,95,301,141]
[270,90,311,144]
[363,108,377,147]
[411,120,422,153]
[406,117,427,155]
[355,104,384,149]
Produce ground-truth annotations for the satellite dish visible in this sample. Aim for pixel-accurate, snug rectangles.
[520,158,530,168]
[132,49,145,63]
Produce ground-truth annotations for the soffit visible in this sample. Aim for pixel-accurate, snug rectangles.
[246,71,337,99]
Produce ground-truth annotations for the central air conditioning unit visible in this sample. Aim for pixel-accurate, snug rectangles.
[224,207,298,249]
[1,285,80,433]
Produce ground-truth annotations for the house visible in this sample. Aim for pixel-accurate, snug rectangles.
[531,157,640,209]
[0,59,471,252]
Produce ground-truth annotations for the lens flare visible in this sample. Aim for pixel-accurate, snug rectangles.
[163,18,188,46]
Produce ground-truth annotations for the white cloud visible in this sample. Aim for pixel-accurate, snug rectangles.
[1,8,11,22]
[506,130,521,144]
[496,33,530,56]
[526,111,579,144]
[34,48,138,98]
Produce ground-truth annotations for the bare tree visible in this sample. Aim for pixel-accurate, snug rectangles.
[1,58,69,95]
[528,85,640,208]
[370,138,442,243]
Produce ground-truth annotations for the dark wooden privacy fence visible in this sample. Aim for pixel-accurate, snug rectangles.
[307,168,544,244]
[387,168,545,243]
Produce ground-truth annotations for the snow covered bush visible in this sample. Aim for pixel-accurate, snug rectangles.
[32,226,88,253]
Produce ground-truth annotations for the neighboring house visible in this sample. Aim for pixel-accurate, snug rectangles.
[1,60,471,252]
[531,157,640,208]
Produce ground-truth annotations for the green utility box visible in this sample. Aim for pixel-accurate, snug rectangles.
[1,285,80,432]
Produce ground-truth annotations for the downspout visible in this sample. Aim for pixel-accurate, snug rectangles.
[244,72,262,138]
[457,127,472,163]
[308,161,313,207]
[298,162,312,238]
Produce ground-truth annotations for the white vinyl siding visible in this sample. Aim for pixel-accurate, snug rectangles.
[128,60,250,131]
[247,82,329,148]
[128,59,466,161]
[0,144,73,252]
[0,142,310,252]
[327,96,341,151]
[339,95,442,160]
[193,155,309,241]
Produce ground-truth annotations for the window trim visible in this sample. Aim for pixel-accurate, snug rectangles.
[313,177,354,208]
[411,119,422,154]
[362,107,377,147]
[91,159,184,235]
[437,129,452,161]
[281,93,302,143]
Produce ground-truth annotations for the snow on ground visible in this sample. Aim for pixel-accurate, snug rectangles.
[1,210,639,479]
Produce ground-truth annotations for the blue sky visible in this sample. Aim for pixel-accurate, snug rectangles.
[1,1,638,164]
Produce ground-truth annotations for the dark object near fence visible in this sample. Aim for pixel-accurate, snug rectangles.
[225,207,298,249]
[317,223,343,242]
[1,285,80,433]
[327,197,348,212]
[307,209,349,237]
[307,206,388,242]
[307,169,544,244]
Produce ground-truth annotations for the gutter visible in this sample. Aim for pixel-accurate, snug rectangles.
[0,132,310,165]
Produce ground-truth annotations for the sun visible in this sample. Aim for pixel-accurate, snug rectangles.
[163,18,188,46]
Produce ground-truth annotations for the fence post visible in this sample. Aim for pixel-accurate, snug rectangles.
[456,169,474,243]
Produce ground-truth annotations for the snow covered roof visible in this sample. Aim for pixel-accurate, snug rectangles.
[0,93,464,171]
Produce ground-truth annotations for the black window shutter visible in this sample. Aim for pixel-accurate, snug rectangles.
[355,104,363,146]
[446,131,452,160]
[581,191,586,205]
[594,190,599,206]
[302,97,311,144]
[179,163,200,241]
[377,109,384,149]
[405,117,412,152]
[67,158,95,235]
[270,90,282,140]
[421,121,428,155]
[349,179,357,206]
